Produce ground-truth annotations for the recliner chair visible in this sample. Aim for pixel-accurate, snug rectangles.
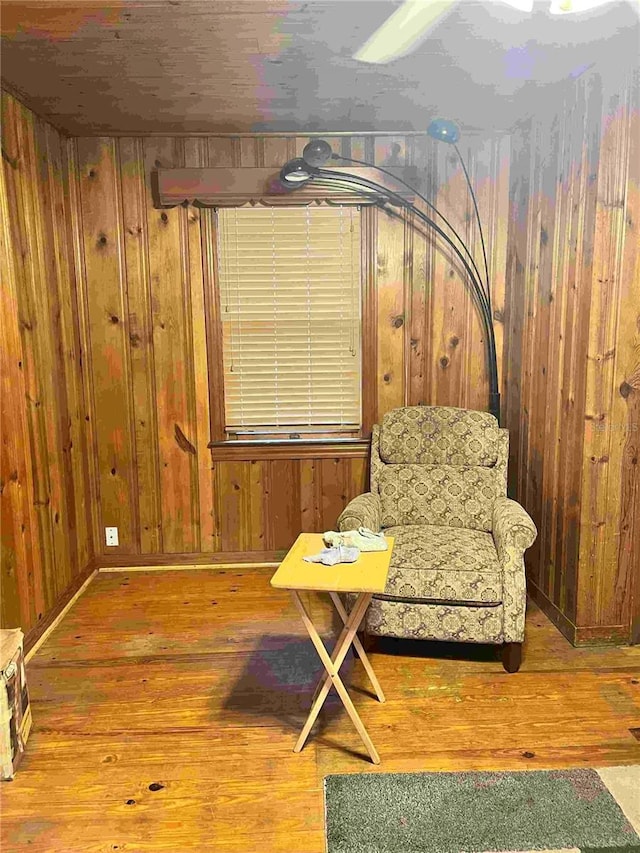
[339,406,537,672]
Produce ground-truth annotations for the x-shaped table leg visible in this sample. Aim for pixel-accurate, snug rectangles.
[329,592,385,702]
[307,593,385,706]
[291,590,381,764]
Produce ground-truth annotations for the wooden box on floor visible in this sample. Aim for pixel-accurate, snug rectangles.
[0,629,32,780]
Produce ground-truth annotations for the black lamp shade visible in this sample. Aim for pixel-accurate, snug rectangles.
[302,139,333,168]
[427,119,460,144]
[279,158,314,187]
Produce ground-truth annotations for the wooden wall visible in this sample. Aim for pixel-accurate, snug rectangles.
[67,132,512,562]
[505,69,640,644]
[1,91,94,640]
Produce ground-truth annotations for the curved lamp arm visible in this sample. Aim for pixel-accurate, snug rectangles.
[313,169,493,323]
[283,162,500,423]
[452,142,491,313]
[332,152,489,306]
[303,135,492,305]
[424,121,493,314]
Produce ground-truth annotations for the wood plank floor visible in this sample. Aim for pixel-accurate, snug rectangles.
[1,567,639,852]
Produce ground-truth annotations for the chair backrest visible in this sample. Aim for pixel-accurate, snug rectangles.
[370,406,508,532]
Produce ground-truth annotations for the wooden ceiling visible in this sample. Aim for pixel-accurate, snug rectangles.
[1,0,638,135]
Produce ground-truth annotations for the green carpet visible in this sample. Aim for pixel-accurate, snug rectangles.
[324,767,640,853]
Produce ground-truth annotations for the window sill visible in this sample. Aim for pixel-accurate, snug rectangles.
[208,437,370,461]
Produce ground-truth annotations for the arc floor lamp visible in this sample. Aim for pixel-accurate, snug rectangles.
[278,121,501,425]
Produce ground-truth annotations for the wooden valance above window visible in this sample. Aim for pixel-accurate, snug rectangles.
[153,166,415,208]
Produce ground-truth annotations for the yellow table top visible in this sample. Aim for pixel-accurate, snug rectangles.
[270,532,394,594]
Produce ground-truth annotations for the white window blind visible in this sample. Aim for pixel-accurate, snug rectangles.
[217,205,362,434]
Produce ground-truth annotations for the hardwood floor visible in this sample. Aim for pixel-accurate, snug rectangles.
[1,567,639,852]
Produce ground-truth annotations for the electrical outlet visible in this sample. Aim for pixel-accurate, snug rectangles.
[105,527,119,547]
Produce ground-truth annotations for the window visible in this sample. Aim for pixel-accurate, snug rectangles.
[216,205,362,438]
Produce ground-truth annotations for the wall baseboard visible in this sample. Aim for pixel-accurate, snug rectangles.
[528,580,631,646]
[24,558,98,660]
[99,561,280,573]
[527,580,577,645]
[97,550,287,569]
[574,624,630,645]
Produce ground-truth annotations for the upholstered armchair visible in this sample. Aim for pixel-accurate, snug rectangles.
[339,406,537,672]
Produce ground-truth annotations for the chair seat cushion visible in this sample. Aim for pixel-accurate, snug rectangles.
[378,524,502,605]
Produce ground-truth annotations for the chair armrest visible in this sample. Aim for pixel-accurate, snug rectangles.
[492,498,537,645]
[337,493,382,532]
[492,498,537,557]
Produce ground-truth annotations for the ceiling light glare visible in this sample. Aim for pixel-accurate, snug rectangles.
[549,0,615,13]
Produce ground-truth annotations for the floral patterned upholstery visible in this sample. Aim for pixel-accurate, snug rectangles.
[378,465,498,531]
[346,597,504,643]
[380,525,502,604]
[370,425,384,495]
[338,406,537,649]
[379,406,501,466]
[337,492,381,533]
[493,498,537,643]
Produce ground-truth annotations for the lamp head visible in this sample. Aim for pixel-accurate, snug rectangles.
[302,138,334,168]
[427,119,460,144]
[279,158,316,188]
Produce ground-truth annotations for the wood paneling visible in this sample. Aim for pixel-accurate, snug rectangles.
[578,78,640,633]
[505,69,640,644]
[68,131,511,560]
[1,568,638,852]
[1,91,94,638]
